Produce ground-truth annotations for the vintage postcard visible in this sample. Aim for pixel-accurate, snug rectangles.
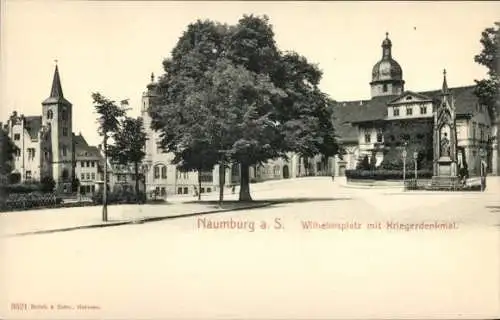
[1,0,499,319]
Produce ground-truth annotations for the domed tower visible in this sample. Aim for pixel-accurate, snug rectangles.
[370,32,405,98]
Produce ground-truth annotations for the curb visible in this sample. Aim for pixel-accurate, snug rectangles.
[4,202,275,238]
[338,183,403,190]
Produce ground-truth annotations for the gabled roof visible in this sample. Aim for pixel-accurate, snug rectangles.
[24,116,41,140]
[74,133,102,160]
[334,85,478,127]
[387,90,435,104]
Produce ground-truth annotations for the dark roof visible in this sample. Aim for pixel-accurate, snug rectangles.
[74,133,101,160]
[334,85,477,126]
[24,116,42,140]
[42,65,72,106]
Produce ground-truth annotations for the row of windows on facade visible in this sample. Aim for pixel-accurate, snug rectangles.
[152,165,214,181]
[13,127,70,142]
[392,105,429,117]
[81,172,96,181]
[364,132,429,144]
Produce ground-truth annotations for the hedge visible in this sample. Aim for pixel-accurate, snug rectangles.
[1,192,63,211]
[92,190,147,205]
[345,169,433,180]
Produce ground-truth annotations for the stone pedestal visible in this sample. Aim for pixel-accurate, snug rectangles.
[431,157,460,189]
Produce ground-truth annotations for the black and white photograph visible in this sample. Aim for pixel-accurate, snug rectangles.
[0,1,499,319]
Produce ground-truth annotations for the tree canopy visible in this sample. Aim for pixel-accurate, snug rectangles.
[150,15,339,201]
[474,21,499,118]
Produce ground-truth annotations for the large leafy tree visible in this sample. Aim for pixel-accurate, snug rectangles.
[92,92,127,220]
[108,116,147,201]
[150,15,339,201]
[0,124,18,209]
[474,22,499,173]
[474,22,499,119]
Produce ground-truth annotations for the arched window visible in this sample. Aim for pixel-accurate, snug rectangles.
[161,166,167,179]
[154,165,160,179]
[47,110,53,119]
[61,110,68,121]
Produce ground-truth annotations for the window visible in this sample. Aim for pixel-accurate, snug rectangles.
[86,161,90,167]
[383,84,388,92]
[154,165,160,179]
[62,127,68,136]
[26,170,32,180]
[14,133,20,140]
[472,122,477,140]
[15,149,21,157]
[86,173,90,180]
[62,145,67,156]
[161,187,166,196]
[62,110,68,121]
[161,166,167,179]
[420,106,427,114]
[406,107,413,116]
[183,187,188,194]
[81,173,85,180]
[28,148,36,160]
[201,188,205,193]
[364,133,371,143]
[393,107,400,116]
[177,187,182,194]
[376,133,383,143]
[207,188,211,193]
[91,161,95,167]
[406,96,412,101]
[91,173,95,180]
[81,161,85,167]
[44,151,49,159]
[47,110,53,119]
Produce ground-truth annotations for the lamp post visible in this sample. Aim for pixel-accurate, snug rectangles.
[141,163,149,203]
[402,146,407,187]
[99,119,109,222]
[413,151,418,181]
[479,148,487,191]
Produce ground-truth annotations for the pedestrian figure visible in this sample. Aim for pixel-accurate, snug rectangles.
[232,185,236,194]
[193,185,198,197]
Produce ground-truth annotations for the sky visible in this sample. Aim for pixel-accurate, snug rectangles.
[1,0,499,146]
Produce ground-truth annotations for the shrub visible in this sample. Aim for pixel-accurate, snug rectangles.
[356,155,371,170]
[92,189,146,205]
[4,183,41,194]
[345,169,433,180]
[40,176,56,193]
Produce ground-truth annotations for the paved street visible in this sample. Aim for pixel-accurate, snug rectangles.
[1,177,499,319]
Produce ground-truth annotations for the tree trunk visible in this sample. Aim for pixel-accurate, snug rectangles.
[134,162,140,203]
[218,162,225,205]
[102,135,108,222]
[239,162,252,201]
[198,170,202,201]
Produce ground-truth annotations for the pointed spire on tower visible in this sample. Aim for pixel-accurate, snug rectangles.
[42,61,71,106]
[442,69,449,95]
[150,72,155,83]
[50,60,64,98]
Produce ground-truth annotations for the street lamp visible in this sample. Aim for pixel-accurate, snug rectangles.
[99,118,109,222]
[140,163,149,202]
[413,151,418,181]
[402,143,407,187]
[479,148,487,191]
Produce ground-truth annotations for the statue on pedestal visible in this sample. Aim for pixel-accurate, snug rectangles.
[440,131,450,158]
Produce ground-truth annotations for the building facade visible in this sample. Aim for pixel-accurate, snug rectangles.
[140,74,216,197]
[333,33,498,176]
[5,65,77,192]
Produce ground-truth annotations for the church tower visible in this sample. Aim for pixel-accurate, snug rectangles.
[370,33,405,98]
[41,63,74,192]
[141,73,160,158]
